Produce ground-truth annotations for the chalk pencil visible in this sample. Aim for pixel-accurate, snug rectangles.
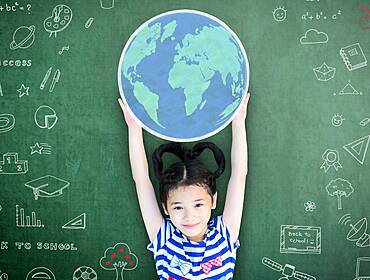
[40,67,52,90]
[49,69,60,92]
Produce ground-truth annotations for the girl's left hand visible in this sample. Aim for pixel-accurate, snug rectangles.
[118,98,141,130]
[233,92,250,123]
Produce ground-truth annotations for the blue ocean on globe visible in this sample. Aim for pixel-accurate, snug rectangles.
[118,10,249,141]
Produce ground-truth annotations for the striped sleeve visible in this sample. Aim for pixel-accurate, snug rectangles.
[147,218,173,255]
[218,216,240,253]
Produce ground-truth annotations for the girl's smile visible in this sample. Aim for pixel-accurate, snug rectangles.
[182,223,200,228]
[164,185,217,242]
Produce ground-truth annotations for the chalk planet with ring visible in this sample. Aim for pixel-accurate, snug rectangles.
[10,25,35,50]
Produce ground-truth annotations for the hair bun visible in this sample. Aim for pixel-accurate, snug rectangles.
[191,142,225,178]
[152,142,190,179]
[152,141,225,180]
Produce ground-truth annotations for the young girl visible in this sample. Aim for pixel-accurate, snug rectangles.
[118,92,250,280]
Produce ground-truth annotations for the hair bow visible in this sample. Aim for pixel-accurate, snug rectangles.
[170,255,192,276]
[200,255,222,274]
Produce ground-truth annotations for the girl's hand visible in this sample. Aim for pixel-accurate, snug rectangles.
[233,92,250,124]
[118,98,141,130]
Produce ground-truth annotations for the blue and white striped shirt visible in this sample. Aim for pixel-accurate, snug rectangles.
[147,216,240,279]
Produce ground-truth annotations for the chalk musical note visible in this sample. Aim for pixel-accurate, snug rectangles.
[58,46,69,55]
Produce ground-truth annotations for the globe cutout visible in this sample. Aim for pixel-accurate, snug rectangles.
[118,9,249,141]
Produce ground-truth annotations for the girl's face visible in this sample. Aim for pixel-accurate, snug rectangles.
[163,185,217,242]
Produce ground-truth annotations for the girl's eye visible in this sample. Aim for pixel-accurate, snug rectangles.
[195,203,203,208]
[173,206,183,210]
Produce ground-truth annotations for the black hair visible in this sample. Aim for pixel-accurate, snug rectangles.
[152,142,225,207]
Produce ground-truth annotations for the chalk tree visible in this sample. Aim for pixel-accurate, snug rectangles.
[100,242,138,280]
[326,178,354,210]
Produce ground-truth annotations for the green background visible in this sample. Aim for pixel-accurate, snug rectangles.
[1,0,370,279]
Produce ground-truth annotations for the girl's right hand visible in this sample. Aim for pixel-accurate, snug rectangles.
[232,92,250,125]
[118,98,141,130]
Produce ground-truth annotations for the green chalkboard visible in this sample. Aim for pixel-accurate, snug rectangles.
[1,0,370,279]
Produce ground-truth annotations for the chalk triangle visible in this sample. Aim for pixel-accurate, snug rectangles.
[343,135,370,165]
[62,213,86,229]
[352,142,363,155]
[339,82,359,95]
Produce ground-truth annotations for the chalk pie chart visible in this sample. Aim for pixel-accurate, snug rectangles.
[34,105,58,129]
[118,10,249,141]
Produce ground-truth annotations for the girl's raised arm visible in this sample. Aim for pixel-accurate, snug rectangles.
[118,98,163,242]
[222,92,250,243]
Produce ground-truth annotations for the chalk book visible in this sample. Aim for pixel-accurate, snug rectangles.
[340,43,367,71]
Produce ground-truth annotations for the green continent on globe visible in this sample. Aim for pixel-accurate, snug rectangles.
[161,20,177,42]
[123,21,178,127]
[169,25,243,116]
[133,81,163,127]
[168,61,211,116]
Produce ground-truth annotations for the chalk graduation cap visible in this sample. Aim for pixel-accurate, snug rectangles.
[25,175,70,200]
